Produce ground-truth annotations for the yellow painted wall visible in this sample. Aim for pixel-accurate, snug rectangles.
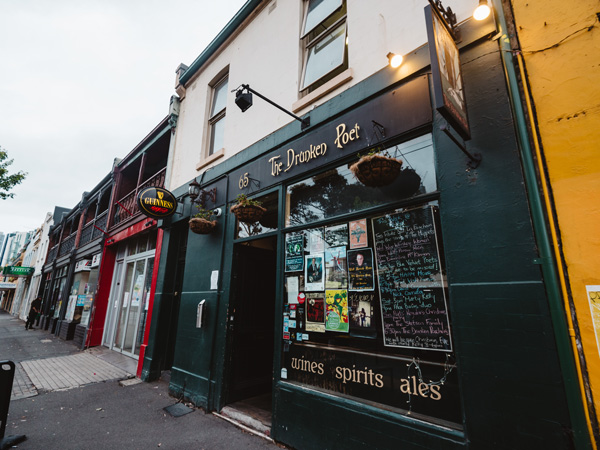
[511,0,600,433]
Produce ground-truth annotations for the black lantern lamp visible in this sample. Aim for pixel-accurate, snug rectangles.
[188,178,217,209]
[188,179,201,202]
[234,84,310,130]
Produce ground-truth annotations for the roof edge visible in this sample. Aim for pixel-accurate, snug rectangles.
[179,0,263,86]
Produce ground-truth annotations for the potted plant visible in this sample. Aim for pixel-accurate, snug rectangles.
[230,193,266,224]
[189,206,217,234]
[349,148,403,187]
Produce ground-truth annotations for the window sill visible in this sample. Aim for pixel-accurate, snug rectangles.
[196,148,225,171]
[292,68,353,113]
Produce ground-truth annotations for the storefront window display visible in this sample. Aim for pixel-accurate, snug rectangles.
[281,135,461,428]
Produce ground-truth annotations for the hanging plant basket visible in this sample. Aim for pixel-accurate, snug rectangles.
[230,203,267,224]
[189,217,216,234]
[350,154,403,187]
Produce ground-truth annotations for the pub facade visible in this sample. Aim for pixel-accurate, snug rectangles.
[141,1,591,448]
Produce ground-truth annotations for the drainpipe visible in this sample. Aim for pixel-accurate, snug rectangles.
[493,1,592,448]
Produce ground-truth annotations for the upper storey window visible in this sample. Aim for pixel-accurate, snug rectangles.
[300,0,347,95]
[208,75,228,156]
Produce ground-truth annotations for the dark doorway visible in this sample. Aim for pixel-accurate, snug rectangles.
[164,223,188,370]
[227,236,277,405]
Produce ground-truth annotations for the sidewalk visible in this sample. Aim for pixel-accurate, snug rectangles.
[1,311,279,449]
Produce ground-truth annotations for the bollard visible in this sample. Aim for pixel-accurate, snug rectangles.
[0,361,26,449]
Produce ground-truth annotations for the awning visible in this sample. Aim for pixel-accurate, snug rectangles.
[0,282,17,290]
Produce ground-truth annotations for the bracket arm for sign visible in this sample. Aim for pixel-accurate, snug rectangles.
[92,224,109,235]
[440,125,481,169]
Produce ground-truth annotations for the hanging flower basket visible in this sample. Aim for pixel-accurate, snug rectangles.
[350,154,403,187]
[189,217,216,234]
[230,203,266,224]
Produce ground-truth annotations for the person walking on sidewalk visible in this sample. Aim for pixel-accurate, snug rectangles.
[25,297,42,330]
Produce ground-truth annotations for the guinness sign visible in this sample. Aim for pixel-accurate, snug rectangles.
[137,187,177,219]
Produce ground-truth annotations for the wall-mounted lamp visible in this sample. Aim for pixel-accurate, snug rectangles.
[234,84,310,130]
[188,178,217,209]
[387,52,403,68]
[473,0,491,20]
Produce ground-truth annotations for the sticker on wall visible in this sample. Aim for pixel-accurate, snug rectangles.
[349,219,368,249]
[305,254,324,291]
[325,289,349,333]
[347,249,375,291]
[586,285,600,357]
[325,246,348,289]
[306,293,325,333]
[325,224,348,248]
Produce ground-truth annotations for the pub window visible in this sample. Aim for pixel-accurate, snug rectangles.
[281,134,461,428]
[208,75,228,157]
[285,134,436,227]
[300,0,347,95]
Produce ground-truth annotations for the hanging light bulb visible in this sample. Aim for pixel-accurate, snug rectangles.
[473,0,491,20]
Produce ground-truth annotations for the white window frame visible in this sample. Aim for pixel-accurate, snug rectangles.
[300,0,347,95]
[208,75,228,157]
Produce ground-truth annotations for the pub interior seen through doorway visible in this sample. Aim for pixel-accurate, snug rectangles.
[226,235,277,425]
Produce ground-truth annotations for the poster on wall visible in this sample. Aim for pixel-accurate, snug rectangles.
[372,206,453,351]
[305,254,324,291]
[287,276,299,304]
[325,224,348,248]
[347,249,375,291]
[325,246,348,289]
[285,234,305,272]
[306,293,325,333]
[308,228,325,253]
[325,289,349,333]
[425,4,470,140]
[586,285,600,357]
[349,219,368,249]
[349,292,376,331]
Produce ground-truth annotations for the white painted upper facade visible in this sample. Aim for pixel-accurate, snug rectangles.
[167,0,476,191]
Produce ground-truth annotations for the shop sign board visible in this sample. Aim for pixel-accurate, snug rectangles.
[74,259,92,273]
[2,266,34,277]
[91,253,101,268]
[0,282,17,289]
[136,186,178,219]
[283,344,461,425]
[227,75,432,199]
[425,4,470,140]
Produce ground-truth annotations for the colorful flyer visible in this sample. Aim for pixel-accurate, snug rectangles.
[325,223,348,248]
[285,233,304,272]
[325,246,348,289]
[349,219,368,248]
[325,289,349,333]
[305,254,324,291]
[305,293,325,333]
[348,249,375,291]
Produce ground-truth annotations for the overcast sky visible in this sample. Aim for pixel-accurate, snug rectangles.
[0,0,247,236]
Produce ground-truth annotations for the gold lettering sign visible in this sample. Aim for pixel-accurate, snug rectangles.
[268,122,361,177]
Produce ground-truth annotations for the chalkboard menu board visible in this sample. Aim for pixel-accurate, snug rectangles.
[372,206,452,351]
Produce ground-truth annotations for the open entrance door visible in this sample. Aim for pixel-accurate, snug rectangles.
[225,235,277,429]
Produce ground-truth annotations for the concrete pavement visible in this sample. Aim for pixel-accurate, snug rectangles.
[0,311,279,449]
